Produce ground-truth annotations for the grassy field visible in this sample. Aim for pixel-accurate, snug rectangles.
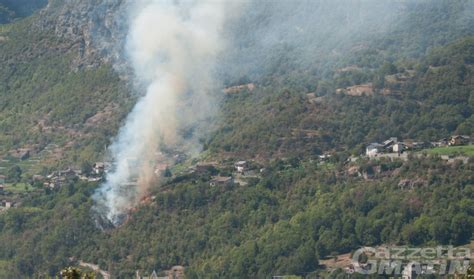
[424,145,474,156]
[0,259,11,273]
[0,155,49,178]
[4,182,33,193]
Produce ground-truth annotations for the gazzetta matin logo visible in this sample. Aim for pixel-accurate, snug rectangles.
[350,246,472,276]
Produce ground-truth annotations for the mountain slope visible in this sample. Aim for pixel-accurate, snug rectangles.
[0,1,472,278]
[208,37,474,159]
[0,3,132,172]
[0,0,47,24]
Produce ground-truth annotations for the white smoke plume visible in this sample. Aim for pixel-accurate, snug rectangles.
[93,0,232,226]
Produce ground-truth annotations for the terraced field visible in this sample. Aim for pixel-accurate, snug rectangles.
[425,145,474,156]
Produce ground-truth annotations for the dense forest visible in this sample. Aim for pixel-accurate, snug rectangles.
[0,155,472,277]
[207,36,474,159]
[0,10,134,170]
[0,0,473,278]
[0,0,47,24]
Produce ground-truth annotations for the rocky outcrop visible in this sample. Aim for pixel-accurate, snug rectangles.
[34,0,128,71]
[398,178,428,190]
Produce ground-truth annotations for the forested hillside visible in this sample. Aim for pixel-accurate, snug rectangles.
[0,155,472,278]
[207,0,474,159]
[0,0,472,278]
[0,6,133,172]
[208,37,474,159]
[0,0,47,24]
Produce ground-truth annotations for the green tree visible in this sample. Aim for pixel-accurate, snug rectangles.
[80,161,93,176]
[60,267,95,279]
[7,165,22,183]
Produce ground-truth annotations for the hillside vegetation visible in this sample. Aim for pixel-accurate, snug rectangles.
[208,37,474,159]
[0,0,47,24]
[0,11,133,173]
[0,0,472,278]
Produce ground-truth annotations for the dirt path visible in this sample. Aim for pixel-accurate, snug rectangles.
[79,260,110,279]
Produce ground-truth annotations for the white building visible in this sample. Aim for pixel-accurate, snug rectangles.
[235,161,247,173]
[366,143,384,157]
[392,142,405,153]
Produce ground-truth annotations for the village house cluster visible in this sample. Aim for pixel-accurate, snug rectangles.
[365,135,471,157]
[186,160,263,188]
[0,160,111,213]
[36,162,108,190]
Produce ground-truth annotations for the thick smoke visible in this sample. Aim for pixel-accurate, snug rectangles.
[92,0,474,226]
[220,0,474,83]
[93,0,232,226]
[218,0,405,83]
